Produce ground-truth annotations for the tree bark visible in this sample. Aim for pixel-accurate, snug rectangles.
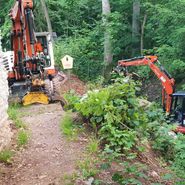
[102,0,112,65]
[132,0,140,57]
[40,0,53,42]
[141,14,147,55]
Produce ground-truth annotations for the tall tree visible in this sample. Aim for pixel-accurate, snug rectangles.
[132,0,140,57]
[40,0,53,42]
[102,0,112,65]
[141,13,147,55]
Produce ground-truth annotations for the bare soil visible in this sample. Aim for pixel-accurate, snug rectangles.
[142,77,161,102]
[0,103,87,185]
[60,74,87,96]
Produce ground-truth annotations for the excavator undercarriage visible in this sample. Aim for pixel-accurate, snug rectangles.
[8,72,65,106]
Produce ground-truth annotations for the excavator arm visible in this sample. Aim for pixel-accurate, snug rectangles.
[8,0,64,106]
[10,0,46,80]
[118,56,175,113]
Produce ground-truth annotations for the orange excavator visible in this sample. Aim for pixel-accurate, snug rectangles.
[7,0,64,105]
[116,55,185,134]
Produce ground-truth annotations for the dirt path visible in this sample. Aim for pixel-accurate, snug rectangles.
[0,103,87,185]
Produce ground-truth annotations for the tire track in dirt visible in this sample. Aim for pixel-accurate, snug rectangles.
[1,103,87,185]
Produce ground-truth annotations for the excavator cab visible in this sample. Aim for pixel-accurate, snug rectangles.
[171,92,185,126]
[35,32,56,70]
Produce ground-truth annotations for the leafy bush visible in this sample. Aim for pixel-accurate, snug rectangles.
[64,91,80,111]
[112,161,147,185]
[65,77,185,180]
[74,78,148,152]
[144,104,177,161]
[172,134,185,179]
[146,105,185,179]
[169,60,185,82]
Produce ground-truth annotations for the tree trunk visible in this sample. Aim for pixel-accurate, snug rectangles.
[0,30,2,52]
[141,14,147,55]
[132,0,140,57]
[40,0,53,42]
[102,0,112,65]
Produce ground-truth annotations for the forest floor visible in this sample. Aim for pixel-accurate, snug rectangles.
[0,103,88,185]
[0,75,175,185]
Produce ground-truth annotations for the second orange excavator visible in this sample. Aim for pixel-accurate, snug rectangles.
[116,55,185,134]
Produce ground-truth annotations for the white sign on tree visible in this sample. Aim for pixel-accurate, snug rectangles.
[61,55,74,69]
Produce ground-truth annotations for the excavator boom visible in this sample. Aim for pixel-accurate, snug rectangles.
[117,55,185,133]
[118,56,175,112]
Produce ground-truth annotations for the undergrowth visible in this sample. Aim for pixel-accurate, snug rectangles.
[60,112,77,139]
[0,150,13,164]
[17,130,29,147]
[8,104,26,129]
[8,104,29,148]
[86,137,99,155]
[64,77,185,184]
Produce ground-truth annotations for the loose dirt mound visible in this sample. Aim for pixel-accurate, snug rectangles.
[60,74,87,96]
[142,77,161,102]
[0,103,87,185]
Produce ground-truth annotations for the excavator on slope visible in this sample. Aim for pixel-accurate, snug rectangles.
[116,55,185,134]
[5,0,65,106]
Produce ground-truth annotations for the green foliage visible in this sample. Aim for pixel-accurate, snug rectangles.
[145,104,177,160]
[77,157,99,179]
[86,137,99,155]
[54,26,104,81]
[0,150,13,164]
[172,135,185,179]
[144,1,185,82]
[145,105,185,180]
[170,60,185,82]
[60,112,77,139]
[17,130,29,147]
[66,79,185,181]
[75,79,148,153]
[0,0,13,48]
[8,104,26,129]
[112,161,147,185]
[2,0,185,82]
[64,91,80,111]
[182,84,185,90]
[61,173,78,185]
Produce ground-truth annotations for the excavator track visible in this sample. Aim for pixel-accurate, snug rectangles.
[9,74,67,107]
[44,74,67,107]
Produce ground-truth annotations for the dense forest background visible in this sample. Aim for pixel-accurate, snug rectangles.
[1,0,185,83]
[1,1,185,183]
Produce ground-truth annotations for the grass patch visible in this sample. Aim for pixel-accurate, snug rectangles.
[17,130,29,147]
[86,137,99,155]
[77,157,99,179]
[8,104,26,129]
[0,150,13,164]
[61,173,78,185]
[60,112,77,139]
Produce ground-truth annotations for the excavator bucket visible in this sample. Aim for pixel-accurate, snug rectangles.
[22,92,49,106]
